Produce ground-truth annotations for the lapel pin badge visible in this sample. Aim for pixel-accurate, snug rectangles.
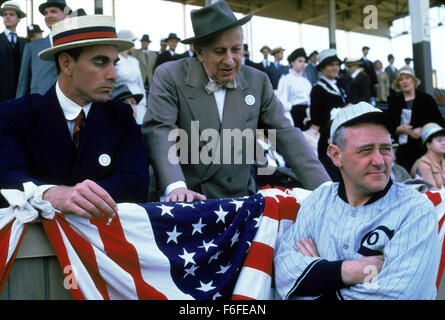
[99,154,111,167]
[245,95,255,106]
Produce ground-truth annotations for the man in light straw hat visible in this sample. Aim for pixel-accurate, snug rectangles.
[15,0,71,98]
[275,101,441,300]
[142,0,330,202]
[0,14,150,221]
[0,1,27,102]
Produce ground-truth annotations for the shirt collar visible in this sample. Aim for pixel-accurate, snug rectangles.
[351,68,362,79]
[55,81,92,121]
[320,75,337,86]
[338,178,393,206]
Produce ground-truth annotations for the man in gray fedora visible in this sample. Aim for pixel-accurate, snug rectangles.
[131,34,157,95]
[15,0,70,97]
[142,0,330,202]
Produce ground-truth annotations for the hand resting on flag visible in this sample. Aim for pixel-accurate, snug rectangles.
[166,187,207,203]
[42,179,117,220]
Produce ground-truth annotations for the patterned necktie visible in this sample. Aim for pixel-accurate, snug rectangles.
[204,79,238,94]
[73,110,86,149]
[10,32,17,48]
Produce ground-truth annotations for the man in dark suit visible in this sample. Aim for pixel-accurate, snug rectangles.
[15,0,70,98]
[154,32,181,70]
[0,15,149,220]
[360,46,377,99]
[344,57,371,104]
[0,1,27,102]
[269,47,289,90]
[142,0,330,202]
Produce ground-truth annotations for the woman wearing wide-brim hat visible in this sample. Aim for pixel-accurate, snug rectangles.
[410,122,445,189]
[387,66,444,172]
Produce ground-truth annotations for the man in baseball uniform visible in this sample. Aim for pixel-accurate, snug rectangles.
[274,102,441,300]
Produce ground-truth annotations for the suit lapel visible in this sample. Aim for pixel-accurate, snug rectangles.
[71,102,124,181]
[32,86,77,181]
[183,59,221,133]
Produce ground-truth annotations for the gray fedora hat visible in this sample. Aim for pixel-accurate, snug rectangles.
[181,0,252,44]
[110,84,143,105]
[39,0,71,15]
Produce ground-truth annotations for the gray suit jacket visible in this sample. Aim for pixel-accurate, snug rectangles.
[385,65,398,86]
[142,57,330,199]
[131,49,157,89]
[15,36,58,98]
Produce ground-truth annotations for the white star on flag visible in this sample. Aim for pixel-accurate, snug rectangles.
[183,265,199,278]
[191,218,206,235]
[156,204,175,217]
[213,292,222,300]
[214,205,229,223]
[209,250,221,263]
[196,280,216,292]
[178,202,195,208]
[179,248,196,267]
[216,263,231,274]
[229,199,244,211]
[198,239,217,252]
[166,225,182,244]
[230,231,240,247]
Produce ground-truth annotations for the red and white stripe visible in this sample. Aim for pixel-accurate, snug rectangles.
[0,185,444,300]
[232,187,309,300]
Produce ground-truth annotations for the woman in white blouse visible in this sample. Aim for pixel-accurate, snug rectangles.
[115,30,147,124]
[276,48,312,130]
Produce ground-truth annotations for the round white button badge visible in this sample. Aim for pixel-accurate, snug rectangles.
[245,95,255,106]
[99,154,111,167]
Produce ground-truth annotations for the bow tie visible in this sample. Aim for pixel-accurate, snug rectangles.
[204,79,238,94]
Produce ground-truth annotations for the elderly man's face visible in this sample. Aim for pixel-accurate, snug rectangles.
[43,6,67,29]
[2,9,19,29]
[329,123,393,202]
[66,45,119,106]
[197,27,243,85]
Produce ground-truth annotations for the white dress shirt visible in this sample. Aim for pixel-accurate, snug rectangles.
[55,81,92,139]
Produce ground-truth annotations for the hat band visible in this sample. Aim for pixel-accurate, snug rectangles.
[53,26,117,46]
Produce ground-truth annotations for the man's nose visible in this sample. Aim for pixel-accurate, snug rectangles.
[371,149,385,166]
[108,65,118,81]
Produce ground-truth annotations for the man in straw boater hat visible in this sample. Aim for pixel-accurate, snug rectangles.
[142,0,330,202]
[0,14,150,221]
[0,1,27,102]
[274,102,441,300]
[16,0,71,98]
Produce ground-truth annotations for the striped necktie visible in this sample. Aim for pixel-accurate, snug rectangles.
[73,110,86,149]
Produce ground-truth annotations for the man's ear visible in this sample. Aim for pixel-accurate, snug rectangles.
[327,144,342,168]
[58,52,73,76]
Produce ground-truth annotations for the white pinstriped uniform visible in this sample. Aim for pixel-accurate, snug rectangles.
[274,181,441,300]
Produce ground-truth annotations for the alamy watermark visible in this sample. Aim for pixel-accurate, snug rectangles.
[364,5,378,30]
[167,121,277,176]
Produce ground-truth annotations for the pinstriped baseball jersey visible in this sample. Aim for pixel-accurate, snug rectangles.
[274,180,441,300]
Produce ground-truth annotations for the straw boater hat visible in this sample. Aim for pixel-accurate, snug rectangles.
[344,57,363,67]
[271,47,285,56]
[38,15,134,61]
[181,0,252,44]
[391,66,421,92]
[0,1,26,19]
[421,122,445,146]
[317,48,342,71]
